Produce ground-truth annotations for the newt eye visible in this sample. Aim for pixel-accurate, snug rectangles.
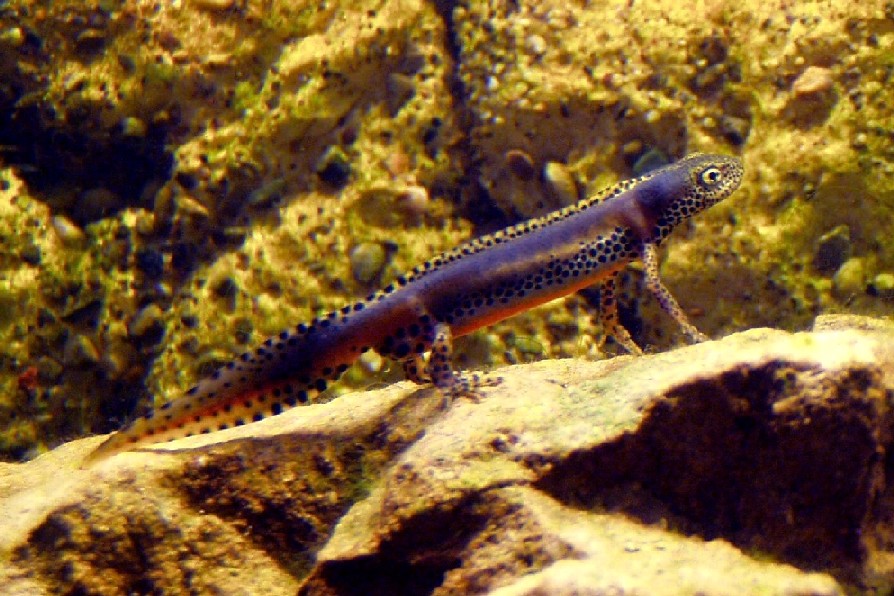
[699,166,723,186]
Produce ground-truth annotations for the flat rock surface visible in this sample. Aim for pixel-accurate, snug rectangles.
[3,319,894,594]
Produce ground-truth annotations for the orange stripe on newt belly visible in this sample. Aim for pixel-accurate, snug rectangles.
[448,265,623,337]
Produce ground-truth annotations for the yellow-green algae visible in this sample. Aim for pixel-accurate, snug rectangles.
[2,0,894,462]
[0,170,148,458]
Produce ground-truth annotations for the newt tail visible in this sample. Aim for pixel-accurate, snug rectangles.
[86,153,744,464]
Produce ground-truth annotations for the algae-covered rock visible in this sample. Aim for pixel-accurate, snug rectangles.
[0,0,474,458]
[2,0,894,485]
[454,0,894,347]
[3,319,894,593]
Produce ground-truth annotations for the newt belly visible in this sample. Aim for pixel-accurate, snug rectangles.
[86,153,744,463]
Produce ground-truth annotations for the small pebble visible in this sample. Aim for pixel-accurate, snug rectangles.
[63,333,101,366]
[383,151,411,177]
[525,34,547,56]
[792,66,833,97]
[0,27,24,47]
[153,184,176,229]
[62,299,102,328]
[350,242,387,284]
[621,140,643,157]
[134,211,156,236]
[52,215,86,245]
[176,194,211,219]
[513,335,544,356]
[543,161,578,206]
[128,303,166,339]
[396,185,429,219]
[869,273,894,300]
[121,116,147,137]
[102,340,137,380]
[832,257,867,299]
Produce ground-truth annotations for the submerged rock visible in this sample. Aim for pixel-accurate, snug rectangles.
[3,318,894,594]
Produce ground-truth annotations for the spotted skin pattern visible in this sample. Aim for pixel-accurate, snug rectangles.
[85,153,743,463]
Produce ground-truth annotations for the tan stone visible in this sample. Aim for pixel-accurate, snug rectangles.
[7,320,894,593]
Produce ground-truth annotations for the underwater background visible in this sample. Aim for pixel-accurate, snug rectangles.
[0,0,892,461]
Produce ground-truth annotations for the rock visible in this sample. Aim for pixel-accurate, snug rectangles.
[358,350,384,373]
[812,313,894,333]
[525,34,547,57]
[4,321,894,593]
[484,490,840,596]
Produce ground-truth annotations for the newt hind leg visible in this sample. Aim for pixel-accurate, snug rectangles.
[402,354,431,384]
[429,323,501,399]
[399,323,500,399]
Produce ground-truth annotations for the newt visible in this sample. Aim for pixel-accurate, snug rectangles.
[86,152,744,463]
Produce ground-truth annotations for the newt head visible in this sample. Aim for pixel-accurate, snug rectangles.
[632,153,744,244]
